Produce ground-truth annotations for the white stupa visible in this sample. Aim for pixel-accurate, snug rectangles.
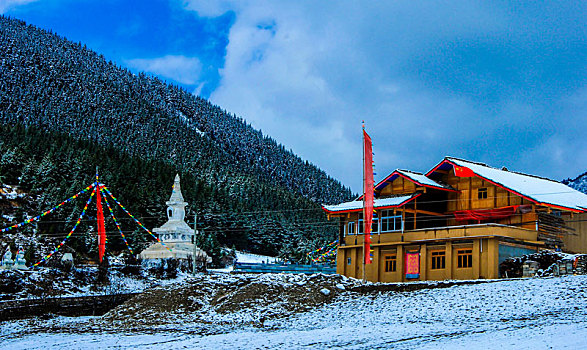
[154,174,194,243]
[139,174,208,262]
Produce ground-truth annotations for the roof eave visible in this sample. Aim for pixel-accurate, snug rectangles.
[322,193,422,215]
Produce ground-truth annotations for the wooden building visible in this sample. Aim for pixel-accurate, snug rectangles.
[323,157,587,282]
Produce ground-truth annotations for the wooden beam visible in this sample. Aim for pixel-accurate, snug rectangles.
[328,206,446,218]
[396,207,445,217]
[413,197,417,230]
[468,177,472,210]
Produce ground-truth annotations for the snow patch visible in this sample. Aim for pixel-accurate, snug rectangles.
[235,251,278,264]
[176,110,206,137]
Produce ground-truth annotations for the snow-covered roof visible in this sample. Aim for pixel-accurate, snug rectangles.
[323,193,420,213]
[374,169,454,192]
[428,157,587,212]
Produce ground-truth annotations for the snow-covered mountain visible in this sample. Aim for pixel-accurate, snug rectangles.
[563,172,587,194]
[0,15,353,261]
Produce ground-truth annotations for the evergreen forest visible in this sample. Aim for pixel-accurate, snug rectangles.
[0,16,354,265]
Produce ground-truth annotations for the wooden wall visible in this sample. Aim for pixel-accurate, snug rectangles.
[444,173,534,228]
[378,176,417,196]
[562,212,587,254]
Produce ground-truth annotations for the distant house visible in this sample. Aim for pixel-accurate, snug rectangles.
[323,157,587,282]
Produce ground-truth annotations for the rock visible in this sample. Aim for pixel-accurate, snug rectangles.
[320,288,331,296]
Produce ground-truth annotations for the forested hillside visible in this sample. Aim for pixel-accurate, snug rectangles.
[0,16,353,264]
[564,173,587,195]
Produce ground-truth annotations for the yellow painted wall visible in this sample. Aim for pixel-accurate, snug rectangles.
[337,236,503,282]
[562,212,587,253]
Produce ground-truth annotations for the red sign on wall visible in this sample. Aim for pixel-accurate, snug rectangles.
[405,251,420,279]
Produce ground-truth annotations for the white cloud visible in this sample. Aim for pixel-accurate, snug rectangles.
[0,0,37,13]
[125,55,202,85]
[182,1,587,191]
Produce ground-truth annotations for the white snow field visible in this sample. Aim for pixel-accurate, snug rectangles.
[1,275,586,349]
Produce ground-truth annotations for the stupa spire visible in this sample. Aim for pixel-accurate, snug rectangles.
[168,174,186,204]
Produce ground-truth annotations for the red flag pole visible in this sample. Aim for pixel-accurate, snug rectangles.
[362,123,365,282]
[362,123,374,281]
[96,167,106,263]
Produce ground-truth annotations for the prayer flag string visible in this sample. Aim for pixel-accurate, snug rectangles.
[306,240,338,255]
[307,240,338,263]
[33,187,97,266]
[101,189,133,254]
[100,184,172,252]
[0,183,95,234]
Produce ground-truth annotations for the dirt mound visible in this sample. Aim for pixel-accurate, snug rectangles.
[101,273,358,328]
[100,273,516,332]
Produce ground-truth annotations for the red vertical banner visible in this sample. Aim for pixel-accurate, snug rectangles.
[405,251,420,279]
[363,129,374,265]
[96,185,106,262]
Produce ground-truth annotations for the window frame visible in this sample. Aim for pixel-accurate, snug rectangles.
[371,215,379,234]
[380,209,403,233]
[358,213,364,234]
[457,249,473,268]
[430,250,446,270]
[384,254,397,272]
[478,187,488,199]
[347,221,355,235]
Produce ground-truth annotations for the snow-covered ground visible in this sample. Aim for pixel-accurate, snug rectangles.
[1,274,586,349]
[209,251,278,273]
[235,251,278,264]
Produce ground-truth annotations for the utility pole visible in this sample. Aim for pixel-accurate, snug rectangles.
[192,212,198,275]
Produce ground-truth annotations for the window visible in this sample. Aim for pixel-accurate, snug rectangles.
[347,257,352,265]
[355,213,384,234]
[347,221,355,235]
[371,213,379,233]
[384,255,397,272]
[457,249,473,268]
[478,188,488,199]
[380,210,403,232]
[431,251,446,270]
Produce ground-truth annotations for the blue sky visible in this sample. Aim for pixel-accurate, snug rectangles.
[2,0,586,192]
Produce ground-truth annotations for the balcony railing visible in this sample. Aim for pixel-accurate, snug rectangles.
[342,223,538,246]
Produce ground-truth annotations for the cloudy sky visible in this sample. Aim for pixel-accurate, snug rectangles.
[3,0,586,192]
